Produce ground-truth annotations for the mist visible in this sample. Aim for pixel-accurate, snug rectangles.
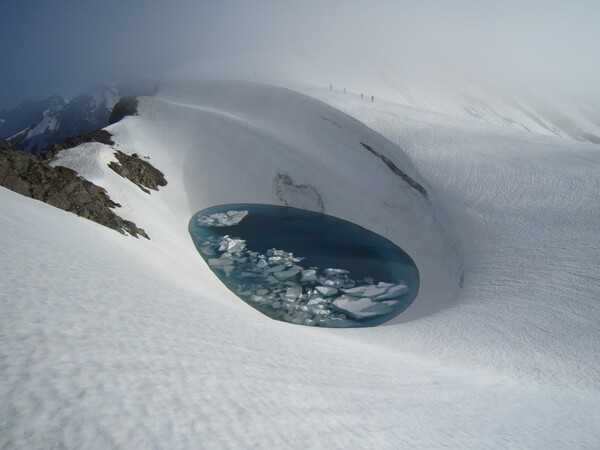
[1,0,599,108]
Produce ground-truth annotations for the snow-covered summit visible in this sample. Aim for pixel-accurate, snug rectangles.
[4,85,120,152]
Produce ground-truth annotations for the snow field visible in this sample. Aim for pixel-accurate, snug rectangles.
[2,80,600,448]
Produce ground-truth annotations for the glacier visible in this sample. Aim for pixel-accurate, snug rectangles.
[1,79,599,448]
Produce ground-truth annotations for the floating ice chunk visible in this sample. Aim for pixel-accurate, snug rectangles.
[324,268,350,276]
[373,283,409,300]
[307,297,326,305]
[218,237,246,253]
[315,286,338,297]
[311,308,331,316]
[342,284,388,298]
[198,210,249,227]
[332,295,394,319]
[239,272,257,278]
[207,258,234,267]
[284,285,303,300]
[301,269,317,282]
[265,264,287,273]
[274,266,301,280]
[319,277,346,288]
[215,265,235,277]
[198,242,216,255]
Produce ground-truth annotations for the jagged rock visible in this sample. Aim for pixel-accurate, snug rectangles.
[40,129,115,160]
[108,150,167,194]
[109,96,138,125]
[359,142,428,198]
[0,140,148,239]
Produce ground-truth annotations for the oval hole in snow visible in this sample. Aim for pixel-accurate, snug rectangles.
[189,204,419,327]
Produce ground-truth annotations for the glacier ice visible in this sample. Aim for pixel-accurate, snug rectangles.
[194,233,411,326]
[197,210,249,227]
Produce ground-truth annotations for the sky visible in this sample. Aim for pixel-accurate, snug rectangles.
[1,0,599,108]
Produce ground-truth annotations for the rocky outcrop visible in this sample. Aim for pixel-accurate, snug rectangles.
[108,151,167,194]
[0,140,149,239]
[40,129,114,160]
[359,142,428,198]
[109,96,138,125]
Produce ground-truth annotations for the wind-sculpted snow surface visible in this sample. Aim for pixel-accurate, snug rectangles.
[1,80,599,448]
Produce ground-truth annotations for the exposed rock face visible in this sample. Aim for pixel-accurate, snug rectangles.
[108,151,167,194]
[109,96,138,125]
[359,142,428,198]
[0,140,149,239]
[40,129,115,160]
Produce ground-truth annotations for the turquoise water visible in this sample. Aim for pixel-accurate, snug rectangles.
[189,204,419,327]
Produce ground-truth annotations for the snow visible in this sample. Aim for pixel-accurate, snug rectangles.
[260,60,600,144]
[332,295,395,319]
[1,79,600,447]
[93,85,120,113]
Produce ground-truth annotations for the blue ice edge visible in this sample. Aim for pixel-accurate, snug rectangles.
[189,204,420,328]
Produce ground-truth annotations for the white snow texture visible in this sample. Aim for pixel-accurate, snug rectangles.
[1,79,599,449]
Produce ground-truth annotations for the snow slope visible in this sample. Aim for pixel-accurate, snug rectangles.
[175,60,600,144]
[318,61,600,144]
[1,80,600,448]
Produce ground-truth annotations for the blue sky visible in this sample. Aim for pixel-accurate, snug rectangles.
[1,0,599,108]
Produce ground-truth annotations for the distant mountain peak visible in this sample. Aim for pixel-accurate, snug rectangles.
[0,84,135,153]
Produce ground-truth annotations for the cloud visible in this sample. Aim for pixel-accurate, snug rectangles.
[1,0,599,107]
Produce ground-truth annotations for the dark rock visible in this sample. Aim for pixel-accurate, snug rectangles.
[359,142,428,198]
[109,96,139,125]
[41,129,114,160]
[108,150,167,194]
[0,139,149,239]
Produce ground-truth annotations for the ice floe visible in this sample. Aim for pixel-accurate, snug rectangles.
[195,234,410,327]
[197,210,249,227]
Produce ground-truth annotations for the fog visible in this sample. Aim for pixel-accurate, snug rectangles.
[1,0,599,108]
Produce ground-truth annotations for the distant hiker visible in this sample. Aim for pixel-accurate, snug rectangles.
[361,93,363,99]
[343,88,346,94]
[330,84,332,91]
[371,95,374,102]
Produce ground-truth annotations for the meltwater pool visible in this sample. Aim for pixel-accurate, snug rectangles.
[189,204,419,327]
